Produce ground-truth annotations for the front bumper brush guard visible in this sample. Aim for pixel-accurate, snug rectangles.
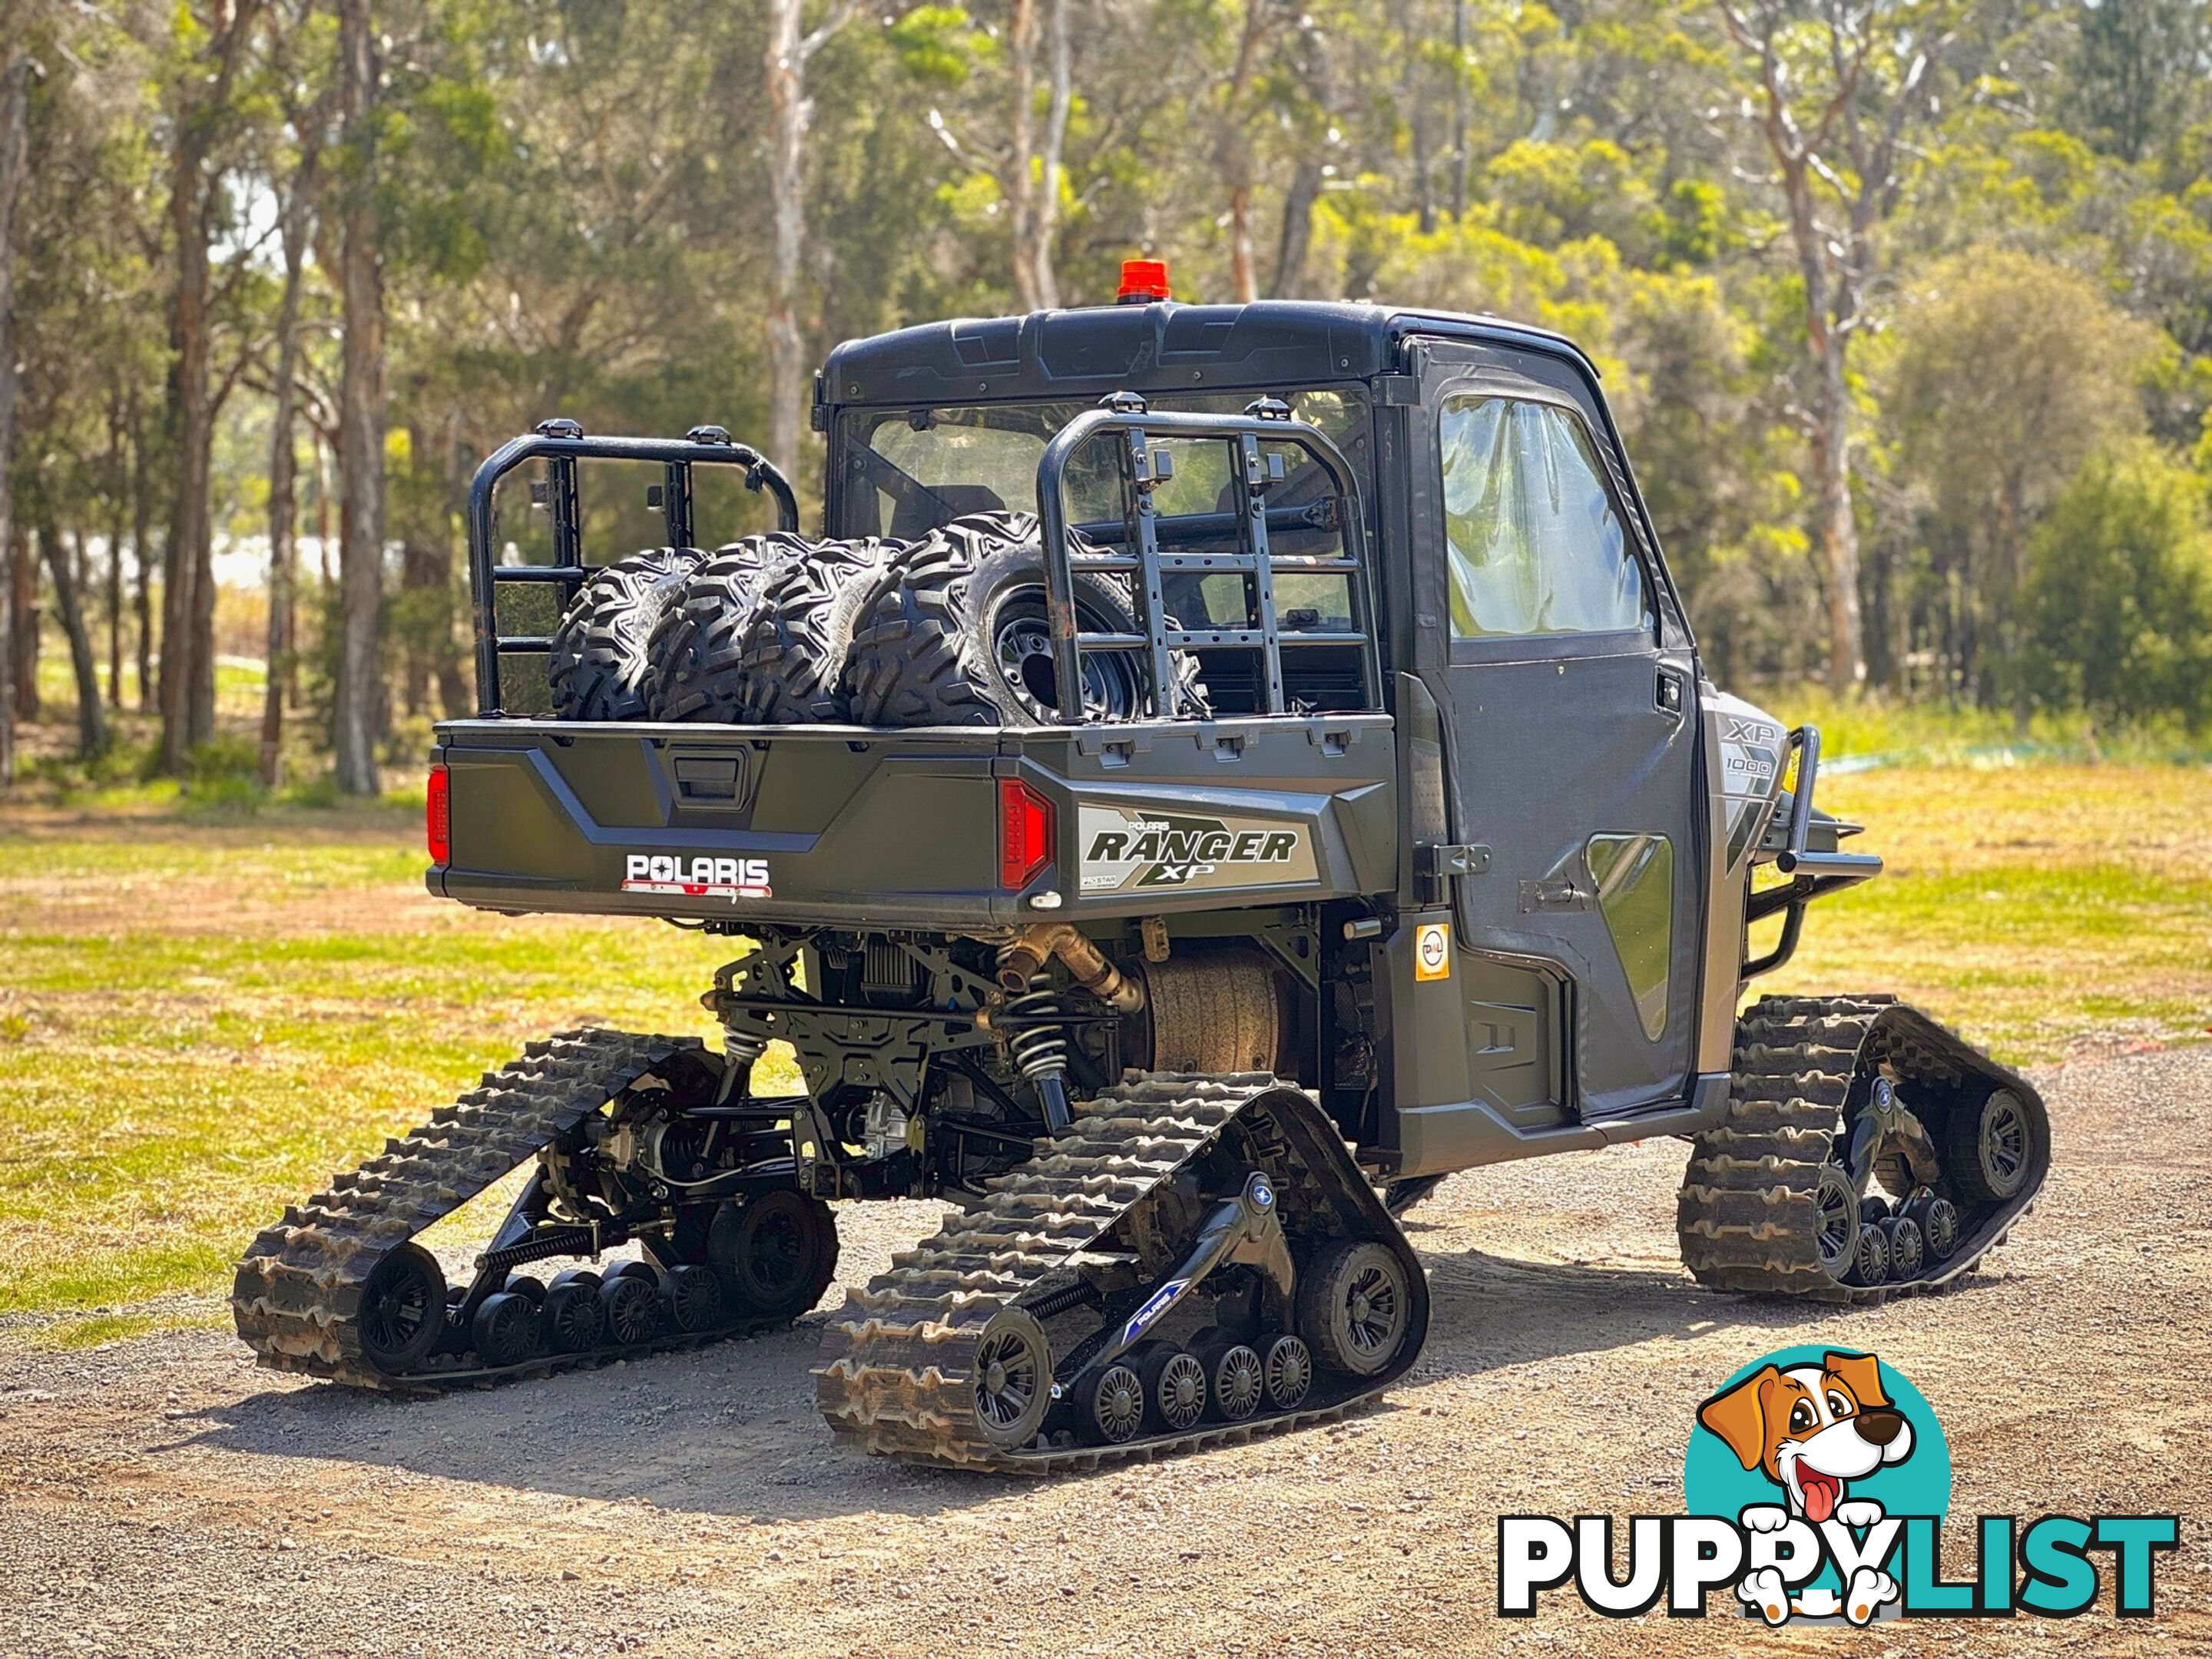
[1743,724,1884,979]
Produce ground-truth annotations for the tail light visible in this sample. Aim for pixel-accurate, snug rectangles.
[427,763,451,865]
[998,777,1055,889]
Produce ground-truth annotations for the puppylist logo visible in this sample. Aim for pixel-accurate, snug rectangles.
[1499,1346,2178,1624]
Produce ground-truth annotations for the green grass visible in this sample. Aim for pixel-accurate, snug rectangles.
[0,758,2206,1333]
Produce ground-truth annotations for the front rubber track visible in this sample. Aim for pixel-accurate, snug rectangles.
[1677,994,2050,1305]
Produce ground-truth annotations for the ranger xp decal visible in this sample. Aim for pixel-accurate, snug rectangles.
[1078,803,1318,895]
[621,853,772,901]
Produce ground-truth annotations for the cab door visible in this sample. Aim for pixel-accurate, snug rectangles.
[1407,342,1703,1121]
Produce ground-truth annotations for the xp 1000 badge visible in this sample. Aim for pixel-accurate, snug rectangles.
[1078,804,1316,896]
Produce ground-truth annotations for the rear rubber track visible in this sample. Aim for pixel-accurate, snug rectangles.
[231,1028,798,1390]
[814,1071,1426,1472]
[1677,993,2048,1304]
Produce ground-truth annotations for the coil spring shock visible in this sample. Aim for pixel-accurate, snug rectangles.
[1000,965,1074,1134]
[716,1027,767,1105]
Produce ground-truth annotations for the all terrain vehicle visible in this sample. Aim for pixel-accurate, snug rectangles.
[233,273,2050,1471]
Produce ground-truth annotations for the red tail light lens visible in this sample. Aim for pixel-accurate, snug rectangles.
[427,763,451,865]
[998,777,1055,889]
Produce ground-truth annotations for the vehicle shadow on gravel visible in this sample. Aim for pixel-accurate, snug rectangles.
[177,1235,1919,1521]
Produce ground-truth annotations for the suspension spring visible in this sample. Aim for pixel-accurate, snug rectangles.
[717,1026,768,1105]
[1000,962,1073,1133]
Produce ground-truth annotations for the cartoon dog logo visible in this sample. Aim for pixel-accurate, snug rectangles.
[1697,1350,1913,1623]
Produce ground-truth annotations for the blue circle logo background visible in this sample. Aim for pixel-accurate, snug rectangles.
[1683,1345,1952,1522]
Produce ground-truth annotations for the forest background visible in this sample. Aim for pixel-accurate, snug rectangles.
[0,0,2209,797]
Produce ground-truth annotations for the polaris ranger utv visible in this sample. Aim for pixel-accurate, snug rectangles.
[233,273,2049,1471]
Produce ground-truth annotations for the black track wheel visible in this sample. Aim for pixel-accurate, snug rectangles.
[1262,1334,1313,1409]
[547,1267,602,1296]
[1078,1359,1147,1445]
[504,1273,548,1303]
[1138,1343,1208,1432]
[356,1243,446,1376]
[471,1290,541,1367]
[1945,1088,2039,1203]
[1193,1331,1264,1422]
[1813,1164,1860,1280]
[1901,1192,1962,1261]
[845,514,1156,727]
[730,541,887,722]
[1845,1218,1892,1286]
[1858,1195,1892,1225]
[599,1273,661,1346]
[968,1306,1052,1449]
[548,548,706,720]
[643,533,814,720]
[1883,1216,1926,1280]
[541,1279,605,1353]
[1296,1240,1412,1377]
[606,1260,659,1289]
[709,1190,839,1321]
[659,1263,724,1333]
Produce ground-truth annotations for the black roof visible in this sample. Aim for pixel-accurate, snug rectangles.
[818,300,1608,412]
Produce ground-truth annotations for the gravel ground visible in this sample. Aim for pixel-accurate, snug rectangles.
[2,1047,2207,1658]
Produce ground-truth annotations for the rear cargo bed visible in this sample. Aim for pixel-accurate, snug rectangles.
[431,713,1396,929]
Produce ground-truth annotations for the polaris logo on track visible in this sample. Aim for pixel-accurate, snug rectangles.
[621,853,772,902]
[1078,803,1318,896]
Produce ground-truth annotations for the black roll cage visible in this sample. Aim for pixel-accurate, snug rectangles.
[464,420,800,714]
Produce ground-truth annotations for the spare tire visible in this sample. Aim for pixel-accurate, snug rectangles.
[845,512,1177,727]
[644,531,814,720]
[548,547,706,720]
[729,538,890,723]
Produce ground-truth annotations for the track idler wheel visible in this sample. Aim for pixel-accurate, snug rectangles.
[1845,1220,1892,1287]
[1946,1088,2041,1203]
[356,1243,447,1376]
[472,1290,541,1367]
[1079,1359,1147,1445]
[600,1273,661,1345]
[969,1306,1052,1450]
[660,1263,725,1333]
[710,1190,840,1321]
[1883,1215,1926,1280]
[1813,1165,1859,1280]
[1140,1344,1208,1432]
[1261,1334,1313,1409]
[1900,1192,1961,1262]
[542,1274,605,1353]
[1192,1330,1265,1422]
[1296,1240,1411,1376]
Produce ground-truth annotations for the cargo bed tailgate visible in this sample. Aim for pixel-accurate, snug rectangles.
[430,714,1395,929]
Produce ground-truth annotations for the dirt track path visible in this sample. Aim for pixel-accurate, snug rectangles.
[3,1048,2207,1658]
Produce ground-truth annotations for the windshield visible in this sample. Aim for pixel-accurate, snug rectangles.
[835,389,1368,541]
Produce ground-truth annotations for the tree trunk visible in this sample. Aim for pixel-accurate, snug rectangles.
[131,446,154,713]
[333,0,386,796]
[0,44,23,784]
[160,147,214,770]
[1810,330,1865,690]
[1032,0,1069,308]
[47,522,108,757]
[8,515,35,720]
[106,485,124,710]
[763,0,812,480]
[260,154,312,788]
[1271,157,1323,297]
[1008,0,1041,312]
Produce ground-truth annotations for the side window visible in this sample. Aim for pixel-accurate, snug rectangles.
[1439,395,1651,640]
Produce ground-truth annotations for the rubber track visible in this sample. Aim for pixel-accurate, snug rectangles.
[232,1028,724,1389]
[813,1072,1418,1472]
[1676,994,2047,1304]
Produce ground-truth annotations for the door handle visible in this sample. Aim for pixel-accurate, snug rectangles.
[1655,668,1685,717]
